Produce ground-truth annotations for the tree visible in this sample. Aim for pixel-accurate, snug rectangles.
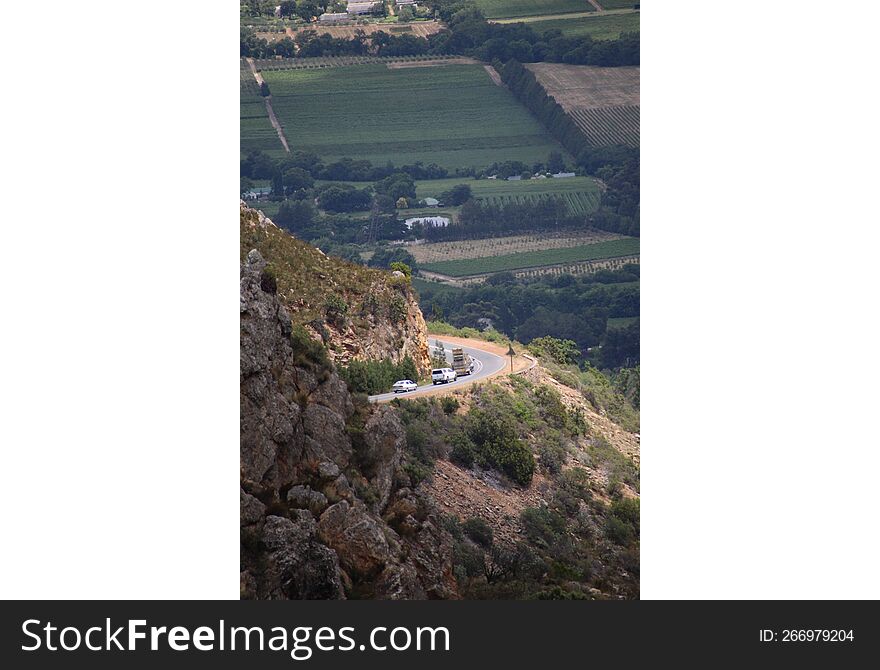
[279,0,297,17]
[398,5,414,21]
[274,199,316,233]
[441,183,472,206]
[282,167,314,194]
[389,261,412,279]
[547,151,565,173]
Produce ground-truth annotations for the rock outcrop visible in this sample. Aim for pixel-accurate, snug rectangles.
[240,202,431,376]
[240,248,457,599]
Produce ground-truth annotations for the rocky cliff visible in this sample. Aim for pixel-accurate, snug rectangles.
[240,202,430,377]
[240,248,457,599]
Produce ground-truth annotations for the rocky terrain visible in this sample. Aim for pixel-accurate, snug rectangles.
[240,208,640,599]
[240,248,457,599]
[240,202,430,377]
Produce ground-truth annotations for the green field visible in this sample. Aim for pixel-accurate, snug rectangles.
[529,11,640,40]
[240,61,283,156]
[260,63,568,170]
[416,175,601,215]
[595,0,639,9]
[475,0,592,20]
[412,277,464,296]
[421,238,640,276]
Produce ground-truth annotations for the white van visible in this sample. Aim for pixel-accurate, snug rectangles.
[431,368,457,385]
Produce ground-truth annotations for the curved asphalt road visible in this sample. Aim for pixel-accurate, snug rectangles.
[369,338,507,403]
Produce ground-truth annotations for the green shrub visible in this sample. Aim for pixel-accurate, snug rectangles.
[338,356,419,395]
[260,265,278,294]
[521,506,567,549]
[324,294,349,327]
[528,336,580,365]
[440,396,460,415]
[605,515,635,546]
[290,326,330,371]
[462,517,493,548]
[465,408,535,486]
[389,261,412,279]
[538,441,567,475]
[534,586,589,600]
[388,295,408,323]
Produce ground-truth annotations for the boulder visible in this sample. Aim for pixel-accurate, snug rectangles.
[362,406,406,511]
[287,485,329,516]
[259,513,344,600]
[317,501,392,578]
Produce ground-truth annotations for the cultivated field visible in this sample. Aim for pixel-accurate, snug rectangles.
[286,20,444,40]
[415,175,601,215]
[512,11,640,39]
[254,55,478,71]
[513,257,639,280]
[240,61,284,155]
[407,230,624,264]
[569,106,639,146]
[260,63,569,170]
[420,237,640,277]
[595,0,640,9]
[527,63,639,147]
[474,0,593,20]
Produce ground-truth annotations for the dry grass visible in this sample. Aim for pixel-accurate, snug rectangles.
[527,64,640,110]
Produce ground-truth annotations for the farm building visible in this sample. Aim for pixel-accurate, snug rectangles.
[506,175,522,181]
[319,12,350,23]
[423,197,440,207]
[395,0,417,5]
[243,186,272,200]
[404,216,450,229]
[347,1,382,14]
[552,172,576,179]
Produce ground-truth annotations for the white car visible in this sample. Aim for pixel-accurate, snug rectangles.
[392,379,418,393]
[432,368,457,385]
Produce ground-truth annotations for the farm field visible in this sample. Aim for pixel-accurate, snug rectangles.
[408,230,623,264]
[527,63,639,147]
[240,61,283,155]
[595,0,640,9]
[515,11,640,40]
[512,256,639,281]
[416,175,601,215]
[253,55,478,71]
[412,277,464,296]
[473,0,592,20]
[420,237,640,277]
[260,63,569,170]
[285,20,444,40]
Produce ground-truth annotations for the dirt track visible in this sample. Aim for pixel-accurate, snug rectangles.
[246,58,290,153]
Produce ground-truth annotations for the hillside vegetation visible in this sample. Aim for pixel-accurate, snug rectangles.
[240,202,431,375]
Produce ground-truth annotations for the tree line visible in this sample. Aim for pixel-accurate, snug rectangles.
[498,60,640,237]
[419,265,640,368]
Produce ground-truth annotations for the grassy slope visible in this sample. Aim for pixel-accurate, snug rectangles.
[261,64,567,170]
[241,206,392,325]
[421,238,640,276]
